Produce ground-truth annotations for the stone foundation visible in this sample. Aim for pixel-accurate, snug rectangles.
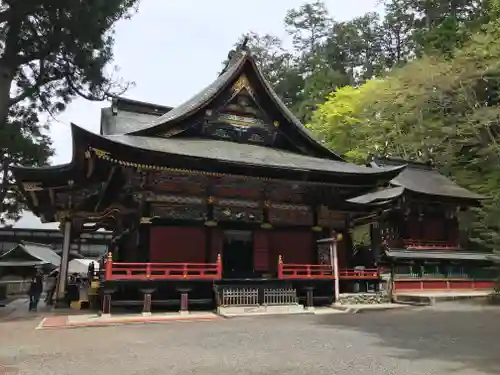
[217,304,308,317]
[338,292,390,305]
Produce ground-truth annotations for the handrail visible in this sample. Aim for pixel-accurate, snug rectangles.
[104,253,222,281]
[277,256,381,280]
[403,239,459,249]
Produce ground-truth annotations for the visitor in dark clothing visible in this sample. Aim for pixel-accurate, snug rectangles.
[28,272,44,311]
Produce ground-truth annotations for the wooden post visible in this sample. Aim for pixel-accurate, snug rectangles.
[304,286,314,310]
[216,253,222,278]
[141,288,155,316]
[102,292,112,315]
[55,219,72,307]
[105,252,113,280]
[278,255,283,279]
[178,288,191,315]
[331,237,340,303]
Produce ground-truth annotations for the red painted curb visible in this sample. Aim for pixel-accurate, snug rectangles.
[39,315,219,329]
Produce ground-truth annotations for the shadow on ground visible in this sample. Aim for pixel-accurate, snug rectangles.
[316,303,500,374]
[0,298,76,324]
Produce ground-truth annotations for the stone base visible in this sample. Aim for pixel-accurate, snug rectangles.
[141,312,152,317]
[217,304,309,317]
[179,310,190,316]
[337,292,390,305]
[54,300,69,309]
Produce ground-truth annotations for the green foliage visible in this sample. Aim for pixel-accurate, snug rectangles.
[308,8,500,251]
[0,0,138,223]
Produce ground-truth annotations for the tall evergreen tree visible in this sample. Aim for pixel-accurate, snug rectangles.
[0,0,139,224]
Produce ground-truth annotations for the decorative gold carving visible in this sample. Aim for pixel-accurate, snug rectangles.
[86,154,341,188]
[311,226,323,232]
[55,210,71,223]
[207,196,216,204]
[91,148,111,159]
[273,121,280,128]
[231,74,254,98]
[204,220,218,227]
[261,222,272,229]
[23,182,42,192]
[140,217,152,224]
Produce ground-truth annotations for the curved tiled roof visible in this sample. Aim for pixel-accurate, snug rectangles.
[371,158,484,201]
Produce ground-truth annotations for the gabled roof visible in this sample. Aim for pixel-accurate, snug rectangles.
[102,132,404,177]
[347,186,405,205]
[0,242,61,267]
[371,157,484,201]
[100,97,172,135]
[125,46,344,161]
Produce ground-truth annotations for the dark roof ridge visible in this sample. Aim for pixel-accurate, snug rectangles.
[370,156,434,171]
[111,96,173,113]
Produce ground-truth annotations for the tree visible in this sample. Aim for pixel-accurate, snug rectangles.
[0,108,52,225]
[0,0,138,223]
[0,0,138,126]
[308,4,500,250]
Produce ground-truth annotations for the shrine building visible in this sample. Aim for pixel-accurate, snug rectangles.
[13,42,410,312]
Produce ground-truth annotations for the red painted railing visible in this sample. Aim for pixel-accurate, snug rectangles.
[278,263,335,279]
[339,269,381,279]
[104,253,222,281]
[403,239,459,250]
[277,256,381,280]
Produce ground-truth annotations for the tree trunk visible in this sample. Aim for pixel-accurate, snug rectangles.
[0,158,10,214]
[0,64,15,133]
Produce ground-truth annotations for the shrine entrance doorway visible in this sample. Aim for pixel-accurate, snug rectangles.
[222,230,254,279]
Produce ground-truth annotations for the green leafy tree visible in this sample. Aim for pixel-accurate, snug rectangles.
[308,4,500,250]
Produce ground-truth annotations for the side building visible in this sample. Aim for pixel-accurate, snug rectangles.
[0,227,111,258]
[369,157,496,292]
[12,43,406,311]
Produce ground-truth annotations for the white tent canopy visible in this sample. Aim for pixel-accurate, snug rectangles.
[67,259,99,275]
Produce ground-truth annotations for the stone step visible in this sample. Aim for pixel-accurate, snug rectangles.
[217,304,311,317]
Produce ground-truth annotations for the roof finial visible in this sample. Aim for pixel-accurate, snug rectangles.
[240,35,250,51]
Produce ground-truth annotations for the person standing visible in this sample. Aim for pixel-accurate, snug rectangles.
[28,270,44,311]
[44,270,58,306]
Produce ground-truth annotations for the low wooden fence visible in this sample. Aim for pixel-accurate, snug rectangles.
[218,286,298,307]
[263,288,298,305]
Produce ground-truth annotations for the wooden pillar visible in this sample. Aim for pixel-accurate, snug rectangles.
[101,290,113,315]
[304,286,314,310]
[141,288,155,316]
[55,219,72,308]
[178,288,191,315]
[330,235,340,303]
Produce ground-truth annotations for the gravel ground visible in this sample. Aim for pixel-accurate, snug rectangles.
[0,302,499,375]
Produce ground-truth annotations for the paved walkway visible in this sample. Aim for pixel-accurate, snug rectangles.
[2,304,499,375]
[1,297,413,331]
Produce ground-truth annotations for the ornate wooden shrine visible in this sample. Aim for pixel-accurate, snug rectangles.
[369,157,497,293]
[13,42,406,311]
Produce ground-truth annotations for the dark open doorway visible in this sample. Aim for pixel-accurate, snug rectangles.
[222,230,254,279]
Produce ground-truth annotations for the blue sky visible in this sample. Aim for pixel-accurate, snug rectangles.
[15,0,380,229]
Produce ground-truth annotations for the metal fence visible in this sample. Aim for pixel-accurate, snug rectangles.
[263,288,298,305]
[221,288,259,306]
